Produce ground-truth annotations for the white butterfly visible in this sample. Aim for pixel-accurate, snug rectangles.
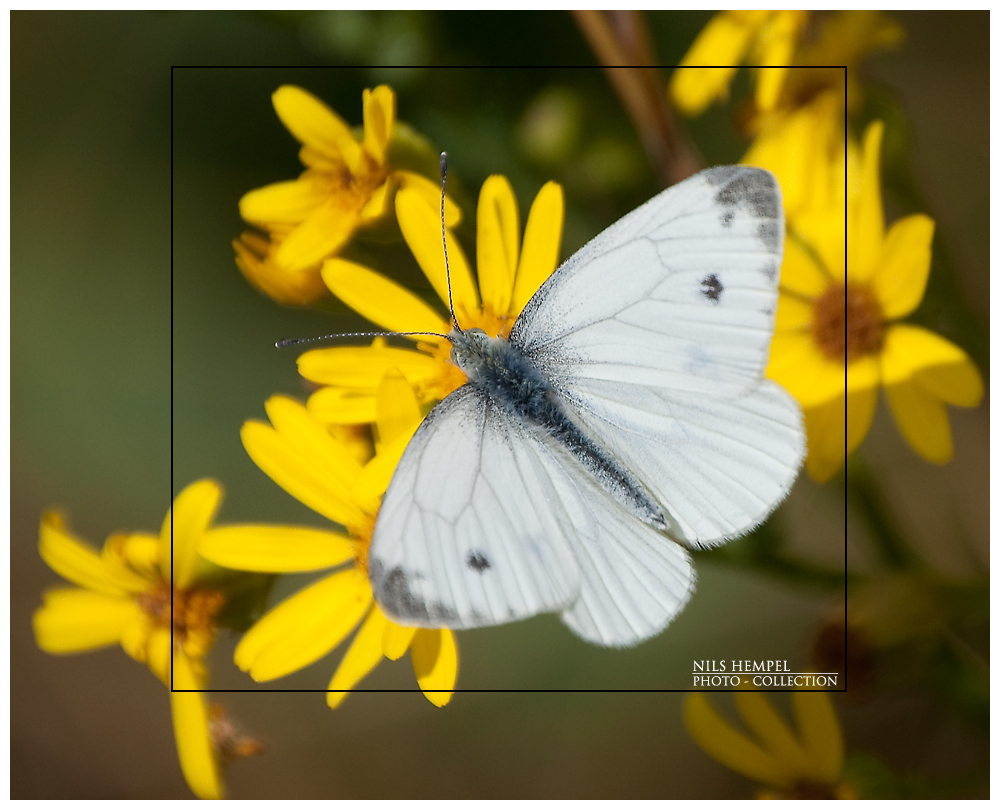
[368,166,804,647]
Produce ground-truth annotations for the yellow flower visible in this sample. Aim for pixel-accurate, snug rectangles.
[670,11,903,120]
[753,112,982,481]
[199,384,458,709]
[669,11,808,116]
[684,689,856,799]
[32,480,230,800]
[298,175,564,424]
[236,84,461,303]
[233,226,329,307]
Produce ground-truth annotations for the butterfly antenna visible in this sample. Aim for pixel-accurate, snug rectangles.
[440,152,460,333]
[276,330,449,349]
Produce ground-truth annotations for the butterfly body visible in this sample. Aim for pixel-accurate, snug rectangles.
[451,327,670,533]
[369,166,804,647]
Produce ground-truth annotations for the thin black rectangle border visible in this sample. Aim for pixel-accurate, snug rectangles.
[170,63,850,696]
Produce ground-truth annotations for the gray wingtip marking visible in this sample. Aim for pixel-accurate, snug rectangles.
[708,166,779,221]
[370,561,458,624]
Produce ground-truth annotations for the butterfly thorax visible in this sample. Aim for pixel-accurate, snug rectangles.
[450,328,669,532]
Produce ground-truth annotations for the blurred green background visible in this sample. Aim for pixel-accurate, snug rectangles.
[12,11,988,799]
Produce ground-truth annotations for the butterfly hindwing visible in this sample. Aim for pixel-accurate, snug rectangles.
[371,386,696,646]
[370,386,581,629]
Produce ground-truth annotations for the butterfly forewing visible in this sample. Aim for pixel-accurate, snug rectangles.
[513,166,785,396]
[510,166,803,546]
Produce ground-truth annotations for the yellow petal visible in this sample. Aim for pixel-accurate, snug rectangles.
[382,621,418,661]
[233,232,327,307]
[767,332,848,407]
[743,95,838,218]
[792,690,843,783]
[778,236,830,300]
[375,368,423,447]
[235,569,371,681]
[297,343,441,388]
[802,378,877,482]
[199,525,355,573]
[411,628,458,707]
[362,85,395,165]
[753,12,807,109]
[915,357,984,409]
[307,386,378,425]
[321,258,450,336]
[120,612,154,665]
[845,383,878,458]
[238,178,328,226]
[850,121,885,282]
[476,175,520,316]
[845,353,880,395]
[670,11,766,114]
[164,479,221,591]
[171,652,224,800]
[884,378,953,464]
[33,588,137,653]
[735,691,811,774]
[670,66,739,116]
[327,606,386,709]
[359,178,392,223]
[39,511,146,596]
[396,187,479,320]
[242,420,364,528]
[147,626,173,686]
[683,693,792,787]
[107,532,160,580]
[352,433,409,512]
[272,85,362,174]
[396,171,462,227]
[773,293,814,331]
[795,205,846,285]
[265,395,362,483]
[275,202,360,273]
[511,181,564,316]
[879,324,981,405]
[241,414,368,530]
[802,396,844,482]
[872,214,934,320]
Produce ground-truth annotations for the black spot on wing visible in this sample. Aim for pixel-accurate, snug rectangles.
[466,550,491,572]
[720,209,734,228]
[701,273,723,303]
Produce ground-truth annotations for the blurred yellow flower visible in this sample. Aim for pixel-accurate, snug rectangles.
[684,690,856,799]
[299,175,564,425]
[233,226,328,307]
[751,109,982,480]
[237,84,461,304]
[200,386,458,708]
[32,479,232,800]
[670,11,903,121]
[669,11,807,115]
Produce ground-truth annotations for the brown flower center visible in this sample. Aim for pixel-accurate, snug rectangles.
[137,582,224,644]
[812,282,883,364]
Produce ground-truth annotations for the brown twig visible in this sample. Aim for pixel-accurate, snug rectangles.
[573,10,702,185]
